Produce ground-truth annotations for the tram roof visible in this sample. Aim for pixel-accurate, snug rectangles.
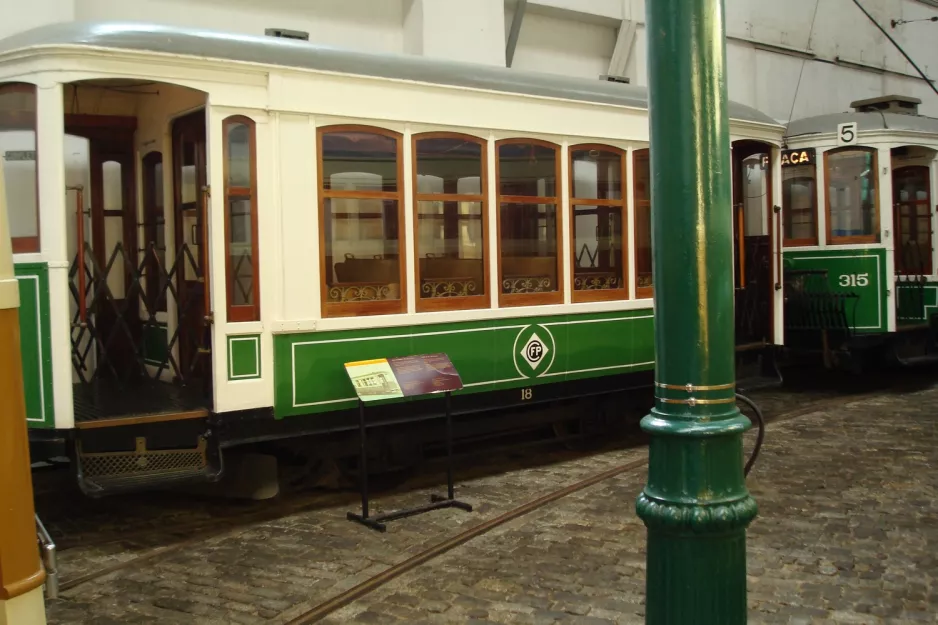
[786,111,938,139]
[0,21,780,127]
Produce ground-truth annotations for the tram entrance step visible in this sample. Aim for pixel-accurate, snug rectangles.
[76,436,213,496]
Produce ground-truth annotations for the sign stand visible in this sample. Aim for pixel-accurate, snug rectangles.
[343,354,473,532]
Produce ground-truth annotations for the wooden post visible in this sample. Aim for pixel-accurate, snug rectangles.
[0,143,47,625]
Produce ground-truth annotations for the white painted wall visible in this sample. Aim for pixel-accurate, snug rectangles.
[2,0,936,124]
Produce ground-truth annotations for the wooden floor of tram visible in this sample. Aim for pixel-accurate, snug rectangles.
[73,380,209,429]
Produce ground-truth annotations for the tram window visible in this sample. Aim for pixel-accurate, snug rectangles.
[222,116,260,322]
[782,165,817,245]
[893,165,932,275]
[497,140,562,307]
[414,134,487,311]
[142,152,166,312]
[570,146,627,302]
[319,127,404,317]
[825,147,878,244]
[632,149,653,297]
[0,83,39,253]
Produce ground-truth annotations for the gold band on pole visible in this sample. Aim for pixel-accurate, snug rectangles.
[654,381,736,392]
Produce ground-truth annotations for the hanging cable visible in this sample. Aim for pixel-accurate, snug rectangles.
[783,0,822,141]
[852,0,938,98]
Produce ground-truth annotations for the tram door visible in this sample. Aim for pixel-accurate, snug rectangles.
[892,163,932,275]
[731,141,774,348]
[171,111,212,388]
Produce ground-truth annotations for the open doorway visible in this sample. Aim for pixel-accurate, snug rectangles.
[64,79,211,423]
[732,140,775,350]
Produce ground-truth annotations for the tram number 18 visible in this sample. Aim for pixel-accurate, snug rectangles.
[838,273,869,287]
[521,388,533,401]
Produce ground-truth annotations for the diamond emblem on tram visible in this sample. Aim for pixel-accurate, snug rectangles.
[521,333,549,371]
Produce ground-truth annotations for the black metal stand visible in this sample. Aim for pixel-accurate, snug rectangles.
[347,391,472,532]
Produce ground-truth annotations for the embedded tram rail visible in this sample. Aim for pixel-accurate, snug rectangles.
[37,367,937,624]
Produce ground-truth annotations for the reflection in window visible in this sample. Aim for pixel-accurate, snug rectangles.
[570,147,626,299]
[0,83,39,253]
[320,127,402,315]
[633,149,652,293]
[414,136,486,308]
[498,141,560,303]
[223,117,260,321]
[827,148,877,241]
[782,164,817,243]
[143,152,167,312]
[742,154,769,237]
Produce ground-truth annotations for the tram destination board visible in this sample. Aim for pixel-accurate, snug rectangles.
[344,353,463,402]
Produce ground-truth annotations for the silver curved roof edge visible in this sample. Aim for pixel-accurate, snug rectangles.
[0,21,780,127]
[786,111,938,139]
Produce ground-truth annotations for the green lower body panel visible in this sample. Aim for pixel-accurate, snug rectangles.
[784,248,887,333]
[16,263,55,429]
[897,282,937,325]
[274,309,655,418]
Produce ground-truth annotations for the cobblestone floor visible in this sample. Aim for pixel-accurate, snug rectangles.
[43,382,938,624]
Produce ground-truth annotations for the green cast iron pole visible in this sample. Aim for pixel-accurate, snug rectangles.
[635,0,757,623]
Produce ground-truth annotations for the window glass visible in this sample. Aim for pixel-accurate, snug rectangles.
[498,143,556,197]
[0,83,39,252]
[633,150,653,291]
[892,166,932,274]
[324,198,401,302]
[782,165,817,242]
[322,131,397,192]
[827,149,876,239]
[500,203,558,294]
[572,149,622,200]
[415,136,486,304]
[223,117,259,320]
[226,123,252,188]
[742,154,769,236]
[573,205,623,291]
[570,148,625,297]
[321,128,402,313]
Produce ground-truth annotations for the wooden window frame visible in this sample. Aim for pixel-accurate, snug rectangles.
[222,115,261,323]
[495,138,564,308]
[412,131,489,312]
[824,146,880,246]
[782,170,819,247]
[318,125,406,318]
[632,148,653,299]
[568,143,629,303]
[1,82,40,254]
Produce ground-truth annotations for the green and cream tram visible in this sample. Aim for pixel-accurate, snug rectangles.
[0,22,786,494]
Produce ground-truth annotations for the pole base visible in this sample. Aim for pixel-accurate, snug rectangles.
[347,494,473,532]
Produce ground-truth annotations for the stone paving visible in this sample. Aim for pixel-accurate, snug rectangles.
[43,382,938,624]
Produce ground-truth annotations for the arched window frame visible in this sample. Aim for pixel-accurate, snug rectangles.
[632,148,653,298]
[317,124,406,318]
[222,115,261,322]
[0,82,40,253]
[568,143,629,303]
[412,131,489,312]
[824,146,880,245]
[495,137,564,307]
